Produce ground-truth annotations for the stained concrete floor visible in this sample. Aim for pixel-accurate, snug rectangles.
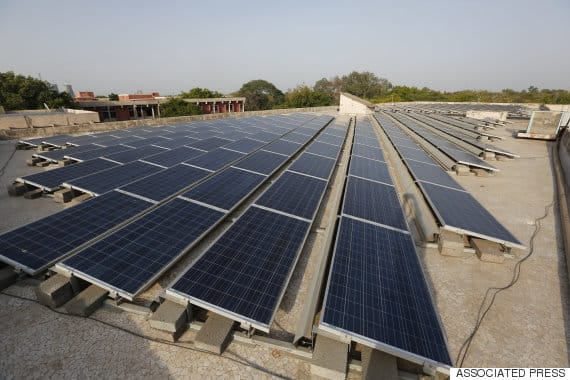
[0,118,568,379]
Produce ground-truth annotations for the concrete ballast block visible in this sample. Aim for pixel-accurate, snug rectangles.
[0,267,18,290]
[65,284,109,316]
[58,159,74,167]
[69,193,92,205]
[149,300,189,334]
[311,335,349,380]
[7,182,28,196]
[361,348,398,380]
[194,313,235,354]
[481,151,496,161]
[35,274,74,308]
[438,230,465,257]
[455,164,471,176]
[24,188,43,199]
[54,188,75,203]
[471,238,506,263]
[472,168,491,177]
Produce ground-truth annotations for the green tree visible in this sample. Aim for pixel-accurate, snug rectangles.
[180,87,223,98]
[0,71,76,110]
[286,85,332,108]
[340,71,392,99]
[235,80,285,110]
[160,98,202,117]
[314,77,339,104]
[108,93,119,101]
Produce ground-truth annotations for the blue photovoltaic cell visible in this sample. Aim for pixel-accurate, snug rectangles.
[390,136,423,150]
[182,167,265,211]
[305,141,341,159]
[316,133,345,146]
[143,146,204,167]
[65,161,163,195]
[20,158,120,191]
[288,153,335,180]
[352,144,385,162]
[124,136,171,148]
[349,156,393,185]
[0,191,151,274]
[343,176,407,231]
[282,132,312,144]
[223,138,266,154]
[155,136,199,149]
[353,135,380,148]
[248,131,281,142]
[256,171,327,219]
[187,137,233,151]
[321,217,452,366]
[104,145,168,164]
[263,140,302,156]
[185,148,244,171]
[35,144,103,162]
[396,146,435,164]
[120,164,210,202]
[439,146,497,171]
[419,182,522,246]
[65,145,134,161]
[404,159,464,191]
[169,206,310,328]
[61,199,225,297]
[234,150,289,175]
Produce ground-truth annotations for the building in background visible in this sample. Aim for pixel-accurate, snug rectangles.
[62,84,75,98]
[76,91,245,122]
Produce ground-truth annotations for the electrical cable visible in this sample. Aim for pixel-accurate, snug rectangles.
[0,145,18,181]
[455,200,554,367]
[0,291,293,380]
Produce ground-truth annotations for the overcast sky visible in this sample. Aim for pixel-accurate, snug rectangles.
[1,0,568,96]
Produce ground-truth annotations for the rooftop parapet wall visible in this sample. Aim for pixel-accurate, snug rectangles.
[339,93,375,115]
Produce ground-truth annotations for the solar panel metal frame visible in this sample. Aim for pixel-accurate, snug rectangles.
[56,198,227,300]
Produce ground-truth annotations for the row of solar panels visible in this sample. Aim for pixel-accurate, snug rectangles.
[319,117,452,369]
[425,114,503,140]
[1,113,328,275]
[374,112,524,249]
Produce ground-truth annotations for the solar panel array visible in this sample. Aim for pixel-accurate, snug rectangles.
[1,114,321,277]
[56,115,335,299]
[167,119,347,331]
[374,113,523,249]
[320,116,452,368]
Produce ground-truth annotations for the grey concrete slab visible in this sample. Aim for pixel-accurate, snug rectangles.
[310,335,348,380]
[149,300,188,333]
[65,284,109,316]
[361,348,398,380]
[194,313,235,354]
[35,274,73,308]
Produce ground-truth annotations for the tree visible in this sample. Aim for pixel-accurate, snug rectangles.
[314,78,337,104]
[108,93,119,101]
[0,71,76,110]
[286,85,332,108]
[235,80,285,111]
[340,71,392,99]
[180,87,223,99]
[160,98,202,117]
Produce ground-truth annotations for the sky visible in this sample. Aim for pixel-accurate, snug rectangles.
[1,0,569,96]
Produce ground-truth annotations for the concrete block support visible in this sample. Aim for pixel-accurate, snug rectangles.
[69,193,92,205]
[471,238,506,264]
[35,274,74,308]
[310,335,349,380]
[472,168,491,177]
[26,157,42,166]
[54,188,75,203]
[7,182,28,196]
[361,348,398,380]
[194,313,235,354]
[24,188,43,199]
[58,159,74,167]
[0,267,18,290]
[65,284,109,316]
[481,151,496,161]
[454,164,471,176]
[438,230,465,257]
[149,300,189,335]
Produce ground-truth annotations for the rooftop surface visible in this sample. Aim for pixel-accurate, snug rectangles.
[0,110,567,378]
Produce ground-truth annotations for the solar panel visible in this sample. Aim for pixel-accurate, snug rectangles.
[320,217,452,366]
[305,141,342,159]
[119,164,211,202]
[353,135,380,148]
[439,146,497,171]
[185,148,244,171]
[168,206,310,330]
[223,138,266,154]
[255,171,327,219]
[182,167,265,211]
[349,156,393,185]
[104,145,168,164]
[0,191,151,274]
[143,146,204,168]
[18,158,120,191]
[65,145,136,162]
[64,161,163,195]
[281,132,312,144]
[263,140,302,156]
[234,150,289,175]
[288,153,336,180]
[389,136,423,150]
[395,146,435,165]
[60,198,225,298]
[124,136,171,148]
[35,144,103,162]
[404,159,465,191]
[342,176,407,231]
[316,133,345,146]
[352,144,385,162]
[154,136,200,149]
[187,137,233,151]
[248,131,282,142]
[418,182,523,247]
